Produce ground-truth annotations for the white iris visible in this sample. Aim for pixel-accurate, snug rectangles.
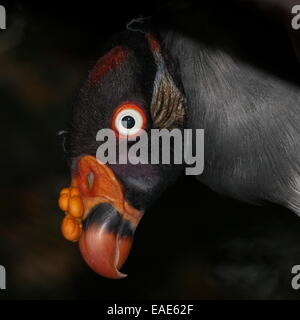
[115,109,143,136]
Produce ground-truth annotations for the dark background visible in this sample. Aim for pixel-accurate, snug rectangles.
[1,0,300,299]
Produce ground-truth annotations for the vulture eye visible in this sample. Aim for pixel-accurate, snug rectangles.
[112,103,147,137]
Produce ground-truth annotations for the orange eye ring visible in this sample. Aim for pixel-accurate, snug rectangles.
[111,103,147,138]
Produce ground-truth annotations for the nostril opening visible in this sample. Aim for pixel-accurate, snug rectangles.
[87,172,95,190]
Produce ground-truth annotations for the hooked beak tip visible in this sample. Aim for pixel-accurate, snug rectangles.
[78,219,133,279]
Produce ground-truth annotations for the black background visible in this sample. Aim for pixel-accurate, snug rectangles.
[1,0,300,299]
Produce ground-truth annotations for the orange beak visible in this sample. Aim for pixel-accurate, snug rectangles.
[58,155,142,279]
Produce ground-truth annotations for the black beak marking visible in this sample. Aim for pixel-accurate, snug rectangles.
[83,202,134,238]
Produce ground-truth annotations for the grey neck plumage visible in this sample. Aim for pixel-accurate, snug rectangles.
[161,29,300,215]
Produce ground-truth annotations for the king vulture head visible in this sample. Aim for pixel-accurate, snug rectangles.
[58,1,300,280]
[58,30,187,278]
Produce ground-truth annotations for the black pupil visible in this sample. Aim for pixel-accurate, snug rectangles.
[121,116,135,129]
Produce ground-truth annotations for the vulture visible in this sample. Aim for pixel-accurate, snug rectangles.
[57,1,300,279]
